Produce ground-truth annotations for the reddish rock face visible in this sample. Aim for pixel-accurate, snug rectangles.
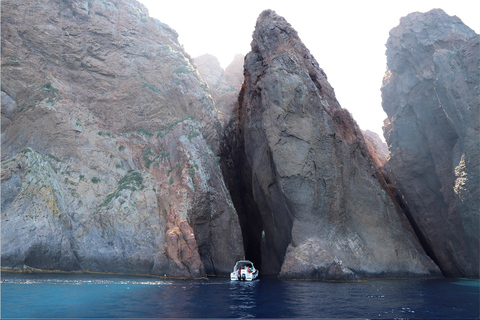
[234,10,440,279]
[382,9,479,277]
[1,0,244,277]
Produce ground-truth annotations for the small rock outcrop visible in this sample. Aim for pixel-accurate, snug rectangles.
[232,10,440,279]
[1,0,244,277]
[382,9,479,277]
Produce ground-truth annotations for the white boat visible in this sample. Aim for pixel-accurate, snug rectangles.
[230,260,259,281]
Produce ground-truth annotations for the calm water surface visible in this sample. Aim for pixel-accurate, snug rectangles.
[1,272,479,319]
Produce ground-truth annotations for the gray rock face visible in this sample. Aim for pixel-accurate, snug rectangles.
[1,0,243,277]
[382,9,479,277]
[1,172,22,213]
[1,91,17,136]
[234,10,440,279]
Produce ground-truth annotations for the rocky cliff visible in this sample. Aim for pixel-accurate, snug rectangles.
[230,10,440,279]
[4,1,472,281]
[1,0,244,277]
[382,9,479,277]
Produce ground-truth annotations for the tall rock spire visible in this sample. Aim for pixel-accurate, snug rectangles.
[234,9,440,279]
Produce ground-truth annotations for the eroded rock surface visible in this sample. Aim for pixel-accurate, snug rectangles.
[382,9,479,277]
[1,0,243,277]
[233,10,440,279]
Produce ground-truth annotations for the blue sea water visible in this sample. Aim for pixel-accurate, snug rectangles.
[1,272,479,319]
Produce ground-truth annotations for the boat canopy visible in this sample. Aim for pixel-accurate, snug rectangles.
[234,260,254,269]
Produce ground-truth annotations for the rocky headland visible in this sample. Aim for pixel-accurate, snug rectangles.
[382,9,479,278]
[1,1,477,280]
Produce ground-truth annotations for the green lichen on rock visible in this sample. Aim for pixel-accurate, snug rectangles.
[137,128,153,137]
[142,146,155,169]
[142,82,161,94]
[101,170,144,207]
[186,130,200,142]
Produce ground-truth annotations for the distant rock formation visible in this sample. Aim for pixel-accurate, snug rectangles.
[382,9,479,277]
[231,10,440,279]
[1,0,244,277]
[362,130,389,167]
[225,54,245,89]
[194,54,240,126]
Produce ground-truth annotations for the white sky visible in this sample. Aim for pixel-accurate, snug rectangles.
[140,0,480,140]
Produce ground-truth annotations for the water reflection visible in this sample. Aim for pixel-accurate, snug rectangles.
[228,280,259,318]
[229,277,298,318]
[138,279,233,318]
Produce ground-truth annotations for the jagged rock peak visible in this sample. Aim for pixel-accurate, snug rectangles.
[247,10,341,112]
[251,10,300,56]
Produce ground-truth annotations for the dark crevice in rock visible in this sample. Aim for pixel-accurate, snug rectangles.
[220,84,293,275]
[234,166,264,271]
[220,136,293,276]
[219,110,264,273]
[308,72,322,92]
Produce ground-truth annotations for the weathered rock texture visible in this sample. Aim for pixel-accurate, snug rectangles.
[232,10,440,279]
[1,0,244,277]
[382,9,479,277]
[194,54,240,126]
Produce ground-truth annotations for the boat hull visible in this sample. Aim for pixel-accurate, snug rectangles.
[230,269,258,281]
